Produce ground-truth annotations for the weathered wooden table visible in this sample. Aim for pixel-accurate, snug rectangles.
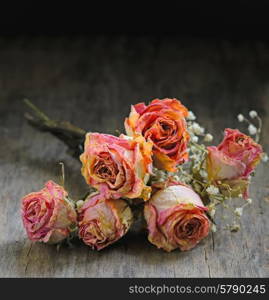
[0,36,268,277]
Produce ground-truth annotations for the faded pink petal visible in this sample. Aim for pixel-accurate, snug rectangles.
[207,146,246,180]
[206,129,263,199]
[144,184,210,252]
[80,133,152,200]
[21,181,77,243]
[78,192,133,250]
[218,128,263,177]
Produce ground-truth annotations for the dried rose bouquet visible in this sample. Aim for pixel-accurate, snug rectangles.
[21,98,267,252]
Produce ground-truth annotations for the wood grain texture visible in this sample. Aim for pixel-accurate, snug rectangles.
[0,36,268,278]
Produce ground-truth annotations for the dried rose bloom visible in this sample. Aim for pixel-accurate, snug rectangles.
[80,133,152,200]
[144,183,210,252]
[125,98,190,172]
[207,128,263,198]
[21,181,77,244]
[78,192,133,250]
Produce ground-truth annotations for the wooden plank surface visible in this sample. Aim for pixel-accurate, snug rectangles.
[0,36,268,277]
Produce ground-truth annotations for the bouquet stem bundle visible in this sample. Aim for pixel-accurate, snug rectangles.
[24,99,86,158]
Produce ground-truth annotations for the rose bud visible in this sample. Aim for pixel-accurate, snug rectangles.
[125,98,190,172]
[80,132,152,200]
[78,192,133,250]
[21,181,77,244]
[144,183,210,252]
[207,128,263,198]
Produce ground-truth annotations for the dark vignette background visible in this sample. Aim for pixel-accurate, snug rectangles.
[1,2,269,38]
[0,2,269,278]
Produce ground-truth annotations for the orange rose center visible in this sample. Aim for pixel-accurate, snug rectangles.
[159,120,176,136]
[144,118,178,147]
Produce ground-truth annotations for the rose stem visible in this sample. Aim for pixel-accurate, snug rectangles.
[59,162,65,187]
[23,99,86,158]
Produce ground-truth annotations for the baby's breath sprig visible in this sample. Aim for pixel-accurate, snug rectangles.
[237,110,268,163]
[237,110,262,143]
[187,113,214,144]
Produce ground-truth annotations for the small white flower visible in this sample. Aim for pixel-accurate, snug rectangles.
[199,169,208,178]
[190,145,197,153]
[173,175,180,181]
[249,110,257,119]
[76,200,84,209]
[191,122,205,135]
[237,114,244,122]
[209,208,216,218]
[248,124,257,135]
[262,153,268,163]
[238,193,243,198]
[234,207,243,217]
[204,133,213,142]
[187,111,196,120]
[246,198,252,204]
[211,224,217,232]
[206,185,220,195]
[191,135,199,143]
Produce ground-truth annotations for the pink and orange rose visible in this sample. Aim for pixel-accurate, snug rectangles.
[207,128,263,198]
[78,192,133,250]
[125,98,190,172]
[144,183,210,252]
[21,181,77,244]
[80,133,152,200]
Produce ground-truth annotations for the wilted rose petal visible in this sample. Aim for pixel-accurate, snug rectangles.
[207,128,263,198]
[80,133,152,200]
[21,181,77,244]
[125,98,190,172]
[144,183,210,252]
[78,192,133,250]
